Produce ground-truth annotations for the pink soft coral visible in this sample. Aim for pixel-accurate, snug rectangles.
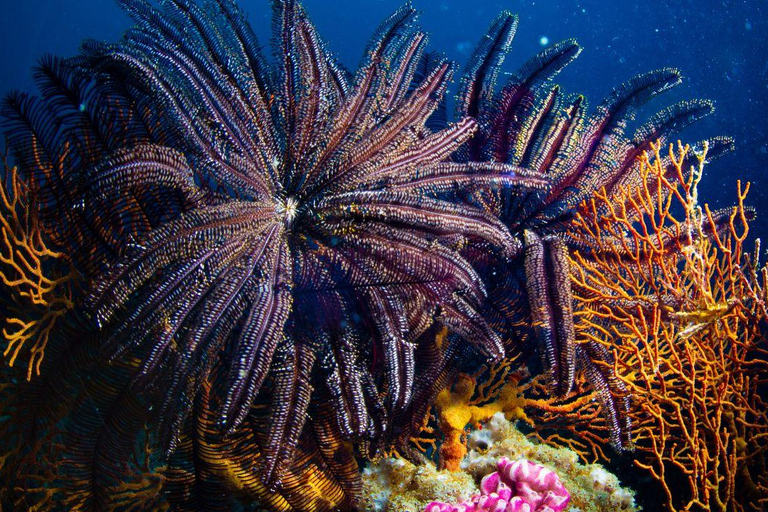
[424,457,570,512]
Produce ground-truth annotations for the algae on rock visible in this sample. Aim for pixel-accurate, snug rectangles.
[361,413,637,512]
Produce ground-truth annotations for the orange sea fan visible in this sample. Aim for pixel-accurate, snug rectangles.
[409,142,767,512]
[567,141,768,512]
[0,157,75,380]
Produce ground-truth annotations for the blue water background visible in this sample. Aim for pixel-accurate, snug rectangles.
[1,0,767,235]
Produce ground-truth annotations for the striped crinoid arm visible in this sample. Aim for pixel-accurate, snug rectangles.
[293,214,503,426]
[255,334,316,486]
[1,50,184,279]
[83,144,202,203]
[79,143,206,242]
[558,99,717,217]
[317,191,516,253]
[385,163,547,202]
[461,65,716,234]
[84,200,294,441]
[164,373,360,511]
[545,69,701,212]
[296,4,422,190]
[575,340,632,449]
[0,160,75,379]
[522,230,576,397]
[273,0,348,187]
[347,116,549,194]
[455,12,518,123]
[221,237,293,432]
[2,342,170,512]
[292,8,547,199]
[314,325,381,442]
[104,0,280,197]
[344,117,479,189]
[484,39,582,166]
[314,225,489,316]
[454,11,581,164]
[87,202,280,328]
[306,60,459,197]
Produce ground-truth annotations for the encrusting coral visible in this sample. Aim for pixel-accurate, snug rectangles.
[359,457,476,512]
[361,413,636,512]
[425,457,571,512]
[429,363,593,472]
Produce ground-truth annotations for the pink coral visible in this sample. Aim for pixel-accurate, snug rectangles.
[424,458,570,512]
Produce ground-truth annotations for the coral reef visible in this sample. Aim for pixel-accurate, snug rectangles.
[361,413,636,512]
[359,457,476,512]
[425,457,571,512]
[0,0,764,509]
[461,414,636,512]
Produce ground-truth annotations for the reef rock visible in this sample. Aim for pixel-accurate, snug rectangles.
[425,457,570,511]
[361,413,636,512]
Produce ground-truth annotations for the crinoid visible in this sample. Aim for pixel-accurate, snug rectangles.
[450,12,735,448]
[0,0,547,509]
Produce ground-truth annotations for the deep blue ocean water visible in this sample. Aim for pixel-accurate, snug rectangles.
[1,0,767,237]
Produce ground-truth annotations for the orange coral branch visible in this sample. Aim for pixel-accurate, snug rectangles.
[0,158,75,379]
[565,141,768,511]
[428,361,601,471]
